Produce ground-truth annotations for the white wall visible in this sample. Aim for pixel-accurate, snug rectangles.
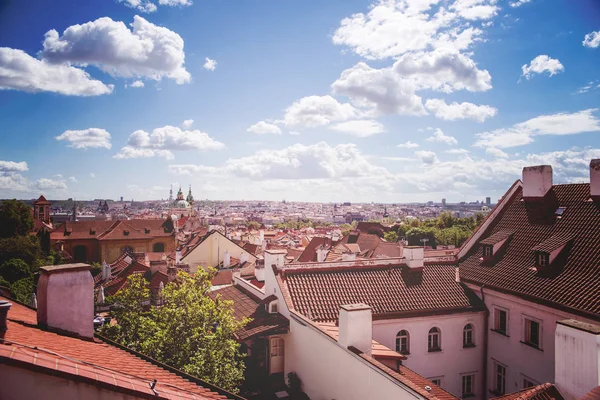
[373,312,485,399]
[465,284,598,398]
[182,232,257,272]
[284,315,425,400]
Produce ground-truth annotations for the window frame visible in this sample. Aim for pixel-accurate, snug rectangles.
[493,306,509,336]
[483,245,493,258]
[463,323,475,348]
[428,327,442,352]
[461,373,475,398]
[268,300,278,314]
[395,330,410,355]
[538,252,549,267]
[522,375,538,389]
[428,376,443,387]
[522,315,543,350]
[492,361,507,396]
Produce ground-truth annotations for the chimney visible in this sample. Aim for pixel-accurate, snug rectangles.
[455,267,460,283]
[240,252,249,264]
[37,264,94,339]
[403,246,424,270]
[555,319,600,400]
[522,165,553,199]
[223,250,231,268]
[175,250,182,264]
[0,300,12,331]
[101,261,111,281]
[590,159,600,200]
[316,245,329,262]
[338,304,372,356]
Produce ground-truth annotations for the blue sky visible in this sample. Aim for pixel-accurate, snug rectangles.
[1,0,599,203]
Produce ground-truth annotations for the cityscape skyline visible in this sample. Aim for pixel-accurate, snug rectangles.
[1,0,600,203]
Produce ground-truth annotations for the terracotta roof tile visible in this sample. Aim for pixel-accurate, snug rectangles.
[1,297,237,399]
[297,237,332,262]
[491,382,564,400]
[480,230,514,246]
[459,184,600,320]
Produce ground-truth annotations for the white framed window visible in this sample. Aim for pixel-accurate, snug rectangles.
[428,376,443,387]
[493,307,508,335]
[493,361,507,395]
[428,327,441,352]
[396,330,410,354]
[523,316,542,349]
[270,337,284,357]
[461,374,475,397]
[483,245,493,257]
[463,324,475,347]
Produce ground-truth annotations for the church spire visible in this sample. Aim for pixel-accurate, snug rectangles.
[186,185,194,205]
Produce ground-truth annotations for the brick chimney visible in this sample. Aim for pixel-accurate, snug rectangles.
[0,300,12,331]
[338,304,372,356]
[590,159,600,200]
[522,165,553,199]
[37,264,94,339]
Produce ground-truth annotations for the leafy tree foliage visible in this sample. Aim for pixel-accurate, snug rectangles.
[0,259,32,283]
[0,199,34,238]
[11,277,34,304]
[90,262,102,277]
[383,231,398,242]
[101,270,247,393]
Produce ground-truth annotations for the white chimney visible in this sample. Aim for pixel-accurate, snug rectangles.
[240,252,249,264]
[455,267,460,283]
[260,229,265,243]
[316,246,329,262]
[101,261,111,281]
[37,264,94,339]
[403,246,424,270]
[223,250,231,269]
[522,165,553,199]
[555,319,600,400]
[264,250,285,269]
[175,250,182,264]
[338,304,372,356]
[590,159,600,199]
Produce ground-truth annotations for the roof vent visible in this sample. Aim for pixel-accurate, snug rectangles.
[425,386,432,392]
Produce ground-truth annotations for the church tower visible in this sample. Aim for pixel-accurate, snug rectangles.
[169,185,173,202]
[33,195,51,224]
[186,185,194,206]
[176,186,184,201]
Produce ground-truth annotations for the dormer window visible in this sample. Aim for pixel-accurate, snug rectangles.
[483,246,493,258]
[537,252,549,268]
[531,235,572,272]
[480,230,513,262]
[268,300,278,314]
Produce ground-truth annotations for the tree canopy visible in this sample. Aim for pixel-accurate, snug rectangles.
[0,199,34,238]
[101,269,247,393]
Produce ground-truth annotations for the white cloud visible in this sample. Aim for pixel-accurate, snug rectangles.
[203,57,217,71]
[282,95,358,128]
[115,123,224,159]
[427,128,458,145]
[397,141,420,148]
[36,178,67,190]
[41,16,190,84]
[425,98,497,122]
[475,109,600,148]
[116,0,192,13]
[521,55,564,79]
[331,0,492,60]
[168,164,220,176]
[89,173,96,178]
[288,131,301,135]
[328,119,385,137]
[583,31,600,48]
[130,80,144,88]
[181,119,194,129]
[247,121,282,135]
[56,128,112,149]
[446,148,469,154]
[509,0,531,7]
[0,47,114,96]
[0,161,28,172]
[415,150,439,165]
[486,147,509,158]
[68,176,78,183]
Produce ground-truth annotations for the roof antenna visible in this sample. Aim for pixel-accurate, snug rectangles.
[150,379,158,396]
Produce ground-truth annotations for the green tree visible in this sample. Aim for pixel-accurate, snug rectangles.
[384,231,398,242]
[0,199,34,238]
[11,277,34,304]
[0,258,32,284]
[247,221,261,230]
[406,227,437,247]
[90,262,102,277]
[101,270,247,393]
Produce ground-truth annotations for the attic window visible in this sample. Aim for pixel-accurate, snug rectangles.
[555,207,566,216]
[483,245,493,258]
[89,229,96,235]
[123,230,130,236]
[537,252,549,267]
[145,228,150,234]
[268,300,278,314]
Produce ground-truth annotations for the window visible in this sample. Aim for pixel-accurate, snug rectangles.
[429,377,442,386]
[73,245,88,262]
[538,252,549,267]
[153,242,165,252]
[121,246,134,255]
[494,308,508,335]
[463,324,475,347]
[270,337,284,357]
[483,245,493,257]
[493,362,506,395]
[462,374,475,397]
[396,330,410,354]
[523,377,537,389]
[524,318,541,348]
[428,327,441,352]
[268,301,278,314]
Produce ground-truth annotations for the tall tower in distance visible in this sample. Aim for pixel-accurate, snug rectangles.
[33,195,51,224]
[486,197,491,205]
[169,185,173,202]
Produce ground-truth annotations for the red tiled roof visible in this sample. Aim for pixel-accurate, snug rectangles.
[491,383,564,400]
[581,386,600,400]
[149,271,168,290]
[103,261,150,296]
[297,237,332,262]
[371,241,403,258]
[280,262,484,322]
[34,195,51,205]
[339,231,382,256]
[51,219,174,241]
[209,285,288,340]
[0,297,236,399]
[211,270,233,287]
[480,230,514,246]
[531,235,572,253]
[459,184,600,320]
[242,243,259,255]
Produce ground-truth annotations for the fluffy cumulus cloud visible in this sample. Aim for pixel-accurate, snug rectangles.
[328,119,385,137]
[116,0,192,13]
[583,31,600,48]
[129,80,144,88]
[521,55,564,79]
[509,0,531,7]
[41,16,191,84]
[181,119,194,129]
[0,47,114,96]
[0,160,29,192]
[475,109,600,149]
[332,0,495,60]
[55,128,112,149]
[425,99,497,122]
[247,121,282,135]
[282,95,358,128]
[485,147,509,158]
[397,141,420,148]
[415,150,439,165]
[203,57,217,71]
[427,128,458,145]
[36,178,67,190]
[115,122,225,159]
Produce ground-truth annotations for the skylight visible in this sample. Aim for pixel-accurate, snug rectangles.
[555,207,566,216]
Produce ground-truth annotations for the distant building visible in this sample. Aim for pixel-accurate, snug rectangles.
[442,198,447,207]
[485,197,491,205]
